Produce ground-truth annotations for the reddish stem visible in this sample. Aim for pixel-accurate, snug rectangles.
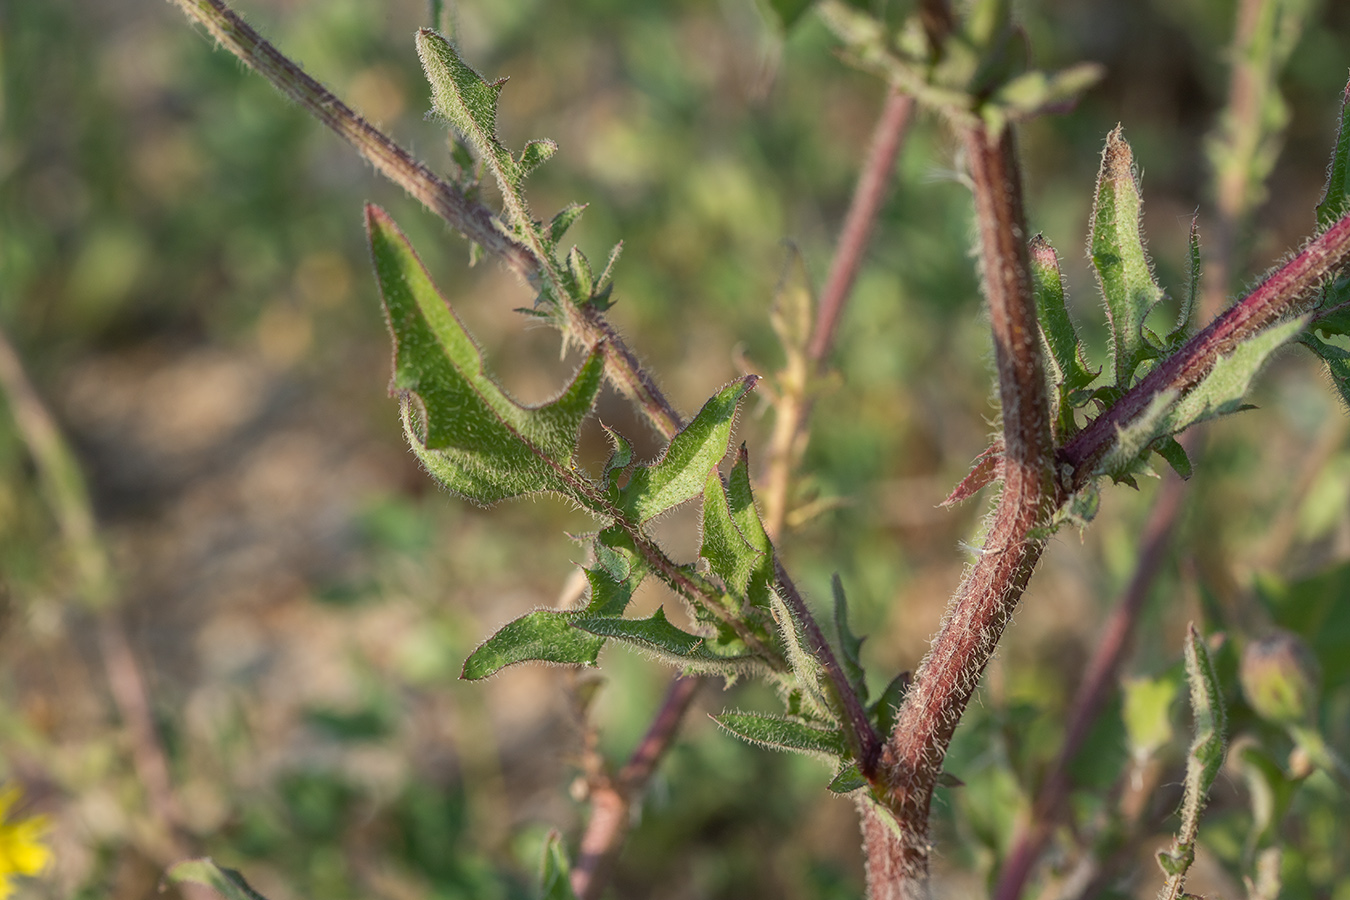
[809,88,916,365]
[992,465,1188,900]
[570,676,702,900]
[870,123,1055,892]
[1061,211,1350,488]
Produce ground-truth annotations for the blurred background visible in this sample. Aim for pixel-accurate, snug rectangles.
[3,0,1350,897]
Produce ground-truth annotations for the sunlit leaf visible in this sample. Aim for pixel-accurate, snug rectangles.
[714,711,847,760]
[368,206,603,505]
[619,377,757,523]
[1090,127,1164,388]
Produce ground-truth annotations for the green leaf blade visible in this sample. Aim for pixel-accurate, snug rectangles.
[1090,127,1165,388]
[620,377,757,523]
[714,711,848,759]
[1316,76,1350,232]
[461,610,605,680]
[368,206,603,505]
[416,29,518,186]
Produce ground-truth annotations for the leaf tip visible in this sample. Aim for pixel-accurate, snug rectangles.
[1103,124,1133,182]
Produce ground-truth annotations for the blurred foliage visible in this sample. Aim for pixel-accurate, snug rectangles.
[3,0,1350,898]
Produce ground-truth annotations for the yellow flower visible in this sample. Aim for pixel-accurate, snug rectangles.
[0,785,51,900]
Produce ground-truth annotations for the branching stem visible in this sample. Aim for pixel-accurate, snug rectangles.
[870,123,1055,895]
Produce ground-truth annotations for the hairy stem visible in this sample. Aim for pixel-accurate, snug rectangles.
[993,463,1188,900]
[870,123,1054,894]
[167,0,685,440]
[1061,209,1350,488]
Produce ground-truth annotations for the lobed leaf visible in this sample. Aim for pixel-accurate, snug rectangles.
[714,711,848,760]
[1090,127,1165,388]
[417,30,519,191]
[368,206,603,505]
[619,377,757,523]
[461,610,606,680]
[463,528,647,679]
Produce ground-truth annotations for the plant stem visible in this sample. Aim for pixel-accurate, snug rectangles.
[0,326,187,862]
[809,88,916,366]
[1060,209,1350,489]
[870,122,1054,895]
[570,675,701,900]
[763,87,915,538]
[992,463,1188,900]
[166,0,685,440]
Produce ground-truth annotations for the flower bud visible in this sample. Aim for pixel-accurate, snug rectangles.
[1240,630,1322,727]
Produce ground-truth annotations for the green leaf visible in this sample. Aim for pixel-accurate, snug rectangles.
[600,425,634,494]
[1300,332,1350,410]
[166,859,271,900]
[986,62,1104,124]
[565,245,593,300]
[368,206,603,505]
[1029,234,1098,437]
[827,762,868,794]
[1166,217,1201,349]
[701,467,762,600]
[1121,673,1179,761]
[700,446,775,616]
[619,377,757,523]
[1090,127,1165,388]
[714,711,847,760]
[1316,76,1350,232]
[461,610,606,679]
[770,592,831,719]
[832,575,868,703]
[540,831,579,900]
[519,139,558,178]
[1095,317,1305,482]
[417,30,519,187]
[548,203,587,245]
[573,607,755,672]
[1160,316,1306,435]
[1154,436,1192,480]
[1167,624,1228,878]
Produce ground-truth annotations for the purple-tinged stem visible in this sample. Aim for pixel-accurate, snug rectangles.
[869,122,1055,897]
[1061,210,1350,489]
[993,464,1187,900]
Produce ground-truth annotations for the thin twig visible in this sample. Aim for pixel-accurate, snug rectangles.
[570,676,701,900]
[763,87,915,538]
[872,123,1055,897]
[0,326,187,860]
[809,88,916,366]
[167,0,685,439]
